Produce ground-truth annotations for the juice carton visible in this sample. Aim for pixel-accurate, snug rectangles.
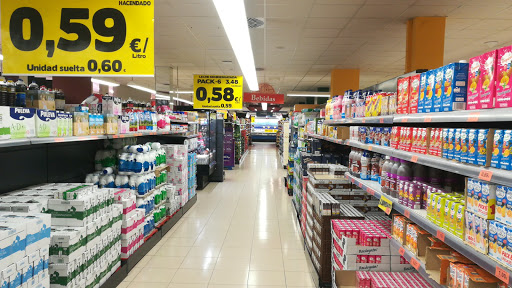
[496,45,512,108]
[468,129,479,165]
[477,181,496,219]
[465,211,475,246]
[408,75,420,114]
[397,77,410,114]
[500,130,512,170]
[425,70,436,113]
[479,50,498,109]
[467,55,482,110]
[418,72,427,113]
[427,192,439,221]
[460,129,469,163]
[477,129,494,167]
[442,128,450,158]
[454,128,462,162]
[442,62,469,112]
[491,130,504,168]
[418,128,429,154]
[447,128,456,160]
[497,222,510,264]
[411,127,418,153]
[496,185,507,224]
[473,179,483,214]
[467,178,475,213]
[489,220,499,261]
[443,198,455,231]
[433,68,444,112]
[436,194,448,227]
[478,216,489,253]
[506,186,512,226]
[455,203,465,239]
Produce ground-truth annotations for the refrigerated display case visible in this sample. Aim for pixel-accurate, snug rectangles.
[251,117,279,141]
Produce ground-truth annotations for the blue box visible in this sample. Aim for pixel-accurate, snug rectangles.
[433,68,444,112]
[424,70,436,113]
[491,130,504,168]
[500,130,512,170]
[418,72,427,113]
[442,62,469,112]
[454,128,462,162]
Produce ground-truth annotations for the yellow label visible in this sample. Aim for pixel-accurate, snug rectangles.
[265,129,277,133]
[218,110,228,119]
[251,116,255,123]
[378,195,393,215]
[193,75,243,110]
[1,0,154,76]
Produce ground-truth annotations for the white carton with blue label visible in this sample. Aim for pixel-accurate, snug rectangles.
[0,221,26,271]
[0,213,51,255]
[442,62,469,112]
[35,110,58,138]
[0,107,10,140]
[10,108,36,139]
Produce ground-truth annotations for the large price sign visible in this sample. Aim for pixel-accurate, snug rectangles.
[1,0,154,76]
[193,75,243,110]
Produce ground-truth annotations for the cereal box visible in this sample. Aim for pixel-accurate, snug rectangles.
[467,55,482,110]
[496,45,512,108]
[460,129,469,163]
[496,185,507,224]
[479,50,498,109]
[418,72,427,113]
[454,128,462,162]
[424,70,436,113]
[500,130,512,170]
[433,68,444,112]
[477,129,494,167]
[442,62,469,112]
[467,129,479,164]
[491,130,504,168]
[409,74,421,114]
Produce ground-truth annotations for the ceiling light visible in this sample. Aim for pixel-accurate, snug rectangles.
[91,78,120,87]
[155,94,171,100]
[173,97,193,105]
[213,0,259,91]
[287,91,330,98]
[169,90,194,94]
[262,103,267,111]
[127,82,156,94]
[0,54,3,61]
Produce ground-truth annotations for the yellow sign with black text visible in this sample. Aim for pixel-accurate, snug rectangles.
[1,0,154,76]
[193,75,243,110]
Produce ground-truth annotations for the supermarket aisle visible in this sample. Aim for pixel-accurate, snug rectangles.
[119,143,315,288]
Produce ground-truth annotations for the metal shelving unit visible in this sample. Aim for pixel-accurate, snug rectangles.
[345,172,512,285]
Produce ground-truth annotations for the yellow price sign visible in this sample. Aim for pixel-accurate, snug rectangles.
[1,0,154,76]
[193,75,243,110]
[378,195,393,215]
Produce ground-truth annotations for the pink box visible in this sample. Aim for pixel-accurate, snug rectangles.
[496,45,512,108]
[479,50,498,109]
[467,55,482,110]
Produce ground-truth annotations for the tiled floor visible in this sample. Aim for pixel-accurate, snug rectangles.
[118,143,315,288]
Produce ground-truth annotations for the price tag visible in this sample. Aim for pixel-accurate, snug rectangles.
[436,230,446,242]
[368,146,373,151]
[193,75,244,110]
[411,155,418,163]
[358,182,363,188]
[1,0,154,76]
[366,187,375,196]
[410,257,421,270]
[468,112,480,122]
[424,117,432,123]
[479,170,493,182]
[346,140,351,145]
[362,119,366,123]
[379,195,393,215]
[379,118,384,124]
[399,247,405,256]
[496,266,510,284]
[404,210,410,218]
[401,118,408,123]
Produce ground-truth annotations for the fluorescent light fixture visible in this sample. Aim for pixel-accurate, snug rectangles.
[91,78,120,87]
[0,54,3,61]
[127,83,156,94]
[261,103,267,111]
[170,90,194,94]
[155,94,171,100]
[287,91,330,98]
[173,97,193,105]
[213,0,259,91]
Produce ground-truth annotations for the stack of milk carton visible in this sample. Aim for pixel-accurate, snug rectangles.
[43,184,122,288]
[0,212,51,288]
[166,186,181,217]
[113,189,144,259]
[187,152,197,200]
[164,145,189,206]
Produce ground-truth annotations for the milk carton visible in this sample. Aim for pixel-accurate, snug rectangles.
[10,107,36,139]
[433,68,444,112]
[0,213,51,254]
[467,55,482,110]
[56,112,68,137]
[0,221,27,269]
[418,72,427,113]
[442,62,469,112]
[35,110,57,137]
[0,107,10,140]
[496,45,512,108]
[118,115,129,134]
[424,70,436,113]
[479,50,498,109]
[49,227,86,264]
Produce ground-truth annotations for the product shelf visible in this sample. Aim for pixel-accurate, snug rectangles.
[345,172,512,285]
[305,133,512,187]
[324,115,394,125]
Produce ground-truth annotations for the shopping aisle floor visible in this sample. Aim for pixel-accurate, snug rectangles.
[118,143,316,288]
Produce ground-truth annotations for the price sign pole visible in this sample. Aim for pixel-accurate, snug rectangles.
[193,75,244,110]
[1,0,154,76]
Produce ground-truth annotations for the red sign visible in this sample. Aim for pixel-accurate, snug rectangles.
[243,93,284,104]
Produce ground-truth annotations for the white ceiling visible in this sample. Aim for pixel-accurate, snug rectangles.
[8,0,512,105]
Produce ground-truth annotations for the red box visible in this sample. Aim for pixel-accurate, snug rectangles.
[409,74,421,114]
[397,77,411,114]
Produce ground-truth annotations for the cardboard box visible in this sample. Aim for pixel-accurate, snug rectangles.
[334,127,350,140]
[442,62,469,112]
[293,104,321,112]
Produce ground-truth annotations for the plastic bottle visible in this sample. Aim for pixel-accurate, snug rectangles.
[378,155,385,184]
[6,80,16,107]
[353,149,361,178]
[360,151,370,180]
[397,159,412,200]
[389,158,400,197]
[349,149,356,175]
[15,79,27,107]
[370,153,380,182]
[381,156,392,195]
[0,79,7,106]
[412,163,428,183]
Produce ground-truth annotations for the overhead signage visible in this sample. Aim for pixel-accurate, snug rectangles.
[193,75,243,110]
[1,0,154,76]
[243,92,284,104]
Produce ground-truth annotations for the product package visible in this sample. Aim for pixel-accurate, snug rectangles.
[418,72,427,113]
[496,45,512,108]
[409,74,420,114]
[479,50,498,109]
[0,107,11,140]
[442,62,469,111]
[433,68,445,112]
[35,110,58,138]
[424,70,436,113]
[467,55,482,110]
[10,107,36,139]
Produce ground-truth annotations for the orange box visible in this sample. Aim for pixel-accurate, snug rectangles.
[405,224,431,257]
